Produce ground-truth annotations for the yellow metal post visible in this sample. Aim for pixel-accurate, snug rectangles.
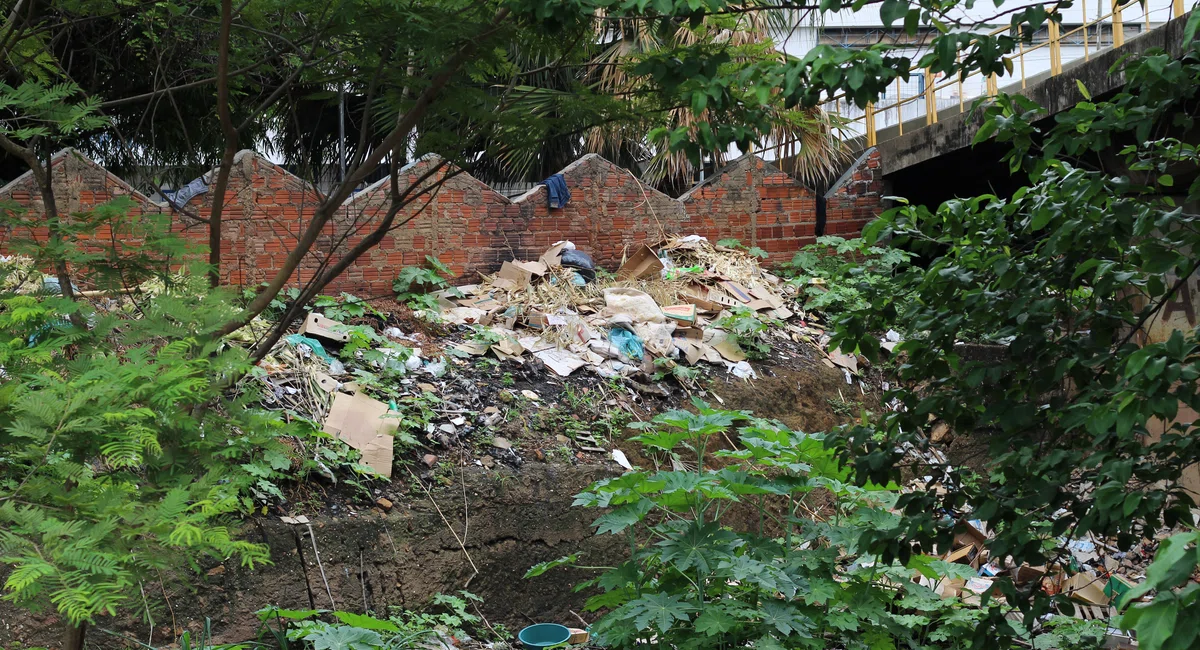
[1113,0,1125,47]
[1019,28,1027,88]
[895,77,904,135]
[987,73,998,98]
[1175,0,1185,18]
[1049,20,1062,75]
[1082,0,1090,60]
[865,102,877,147]
[958,54,964,113]
[925,68,937,125]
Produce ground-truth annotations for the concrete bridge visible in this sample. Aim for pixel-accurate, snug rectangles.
[859,9,1196,207]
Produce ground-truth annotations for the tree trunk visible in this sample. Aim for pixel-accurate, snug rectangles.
[63,620,86,650]
[208,0,239,288]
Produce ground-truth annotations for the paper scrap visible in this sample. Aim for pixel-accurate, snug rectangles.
[534,348,588,376]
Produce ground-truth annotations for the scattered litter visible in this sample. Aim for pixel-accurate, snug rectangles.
[521,390,541,401]
[286,334,334,363]
[280,515,311,525]
[534,348,588,376]
[608,326,645,361]
[729,360,757,380]
[611,449,634,472]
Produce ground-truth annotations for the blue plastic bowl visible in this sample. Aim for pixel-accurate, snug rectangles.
[518,623,572,650]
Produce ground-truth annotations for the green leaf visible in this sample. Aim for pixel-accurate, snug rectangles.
[525,554,580,578]
[1076,79,1092,100]
[1123,599,1178,650]
[694,609,737,636]
[627,593,693,632]
[331,611,400,632]
[1184,4,1200,47]
[302,625,384,650]
[880,0,908,27]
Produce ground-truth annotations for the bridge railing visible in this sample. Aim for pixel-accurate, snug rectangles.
[820,0,1188,147]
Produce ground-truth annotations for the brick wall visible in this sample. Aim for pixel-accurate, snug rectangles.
[824,149,883,237]
[0,147,885,297]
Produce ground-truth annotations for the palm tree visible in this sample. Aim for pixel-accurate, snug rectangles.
[577,3,848,192]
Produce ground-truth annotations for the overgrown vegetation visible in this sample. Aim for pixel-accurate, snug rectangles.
[531,401,1008,648]
[779,236,913,316]
[0,199,331,646]
[829,33,1200,650]
[4,0,1200,647]
[716,306,779,360]
[394,257,459,312]
[257,591,497,650]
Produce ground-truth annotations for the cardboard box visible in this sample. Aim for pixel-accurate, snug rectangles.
[662,304,697,324]
[953,520,989,550]
[324,390,397,478]
[299,313,350,343]
[616,245,664,281]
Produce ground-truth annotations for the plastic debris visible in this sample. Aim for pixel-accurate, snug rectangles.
[608,327,645,361]
[285,334,334,363]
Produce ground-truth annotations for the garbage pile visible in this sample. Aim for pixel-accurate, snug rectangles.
[901,444,1154,649]
[434,237,813,381]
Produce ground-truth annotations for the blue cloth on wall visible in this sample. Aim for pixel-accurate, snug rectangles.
[539,173,571,209]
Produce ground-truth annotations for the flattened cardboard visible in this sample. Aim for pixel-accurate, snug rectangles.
[945,544,978,566]
[675,339,703,365]
[616,245,664,281]
[534,348,588,376]
[772,306,795,320]
[713,338,747,362]
[707,290,742,309]
[494,336,525,357]
[662,304,697,324]
[324,391,396,478]
[827,349,859,373]
[498,260,547,287]
[315,372,339,393]
[745,299,774,311]
[1064,572,1111,606]
[680,285,720,312]
[458,295,505,311]
[453,341,490,356]
[719,281,753,303]
[299,313,351,343]
[749,285,784,308]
